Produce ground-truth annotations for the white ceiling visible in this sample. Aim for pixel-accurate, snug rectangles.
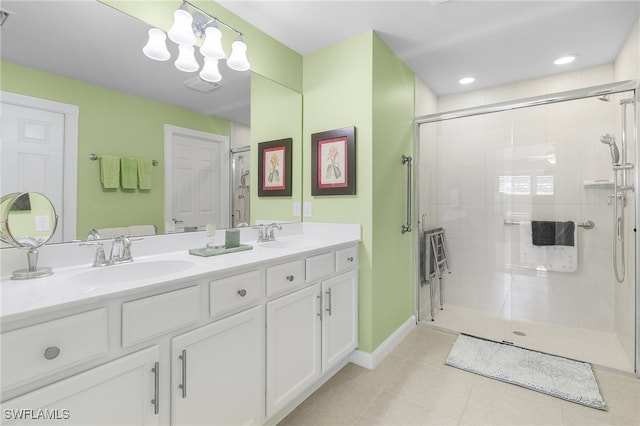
[1,0,638,124]
[219,0,640,95]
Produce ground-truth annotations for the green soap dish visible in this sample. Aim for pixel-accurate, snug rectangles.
[189,244,253,257]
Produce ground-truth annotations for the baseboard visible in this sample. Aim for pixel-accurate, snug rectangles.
[349,314,416,370]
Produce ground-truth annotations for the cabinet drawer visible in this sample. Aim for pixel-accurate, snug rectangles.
[305,252,335,282]
[266,259,305,297]
[335,245,358,272]
[122,286,200,347]
[1,308,108,389]
[210,270,262,317]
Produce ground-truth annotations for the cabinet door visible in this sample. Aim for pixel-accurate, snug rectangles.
[171,306,263,426]
[266,284,321,418]
[1,346,160,425]
[322,270,358,372]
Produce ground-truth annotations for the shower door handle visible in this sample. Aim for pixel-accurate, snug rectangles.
[401,155,412,234]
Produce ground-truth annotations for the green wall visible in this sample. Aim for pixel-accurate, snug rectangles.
[0,61,229,239]
[303,32,415,353]
[250,74,303,223]
[371,35,416,349]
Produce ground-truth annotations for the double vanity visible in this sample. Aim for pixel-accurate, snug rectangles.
[0,223,361,425]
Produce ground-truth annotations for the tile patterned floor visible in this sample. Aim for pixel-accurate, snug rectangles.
[279,326,640,426]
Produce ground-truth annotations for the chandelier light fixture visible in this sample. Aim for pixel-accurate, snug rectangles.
[142,0,250,83]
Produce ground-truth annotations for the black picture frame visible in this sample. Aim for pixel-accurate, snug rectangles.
[311,126,356,195]
[257,138,292,197]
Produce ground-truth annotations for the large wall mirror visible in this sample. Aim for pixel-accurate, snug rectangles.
[0,0,303,244]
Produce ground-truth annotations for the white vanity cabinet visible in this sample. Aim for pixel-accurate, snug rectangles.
[171,305,264,426]
[1,345,160,425]
[265,245,359,419]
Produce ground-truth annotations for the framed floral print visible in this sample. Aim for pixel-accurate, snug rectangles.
[311,126,356,195]
[258,138,292,197]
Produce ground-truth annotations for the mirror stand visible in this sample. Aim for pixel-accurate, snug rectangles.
[11,247,53,280]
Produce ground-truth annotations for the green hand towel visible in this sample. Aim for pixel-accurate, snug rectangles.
[138,158,153,190]
[121,157,138,189]
[100,155,120,189]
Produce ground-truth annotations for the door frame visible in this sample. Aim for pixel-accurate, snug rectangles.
[163,124,230,229]
[0,91,78,242]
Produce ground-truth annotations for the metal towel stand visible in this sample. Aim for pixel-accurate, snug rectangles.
[421,227,450,321]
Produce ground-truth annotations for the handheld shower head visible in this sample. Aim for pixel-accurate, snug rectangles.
[600,133,620,164]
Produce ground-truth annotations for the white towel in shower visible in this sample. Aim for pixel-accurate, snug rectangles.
[518,221,577,272]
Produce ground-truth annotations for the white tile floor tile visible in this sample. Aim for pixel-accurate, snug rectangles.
[279,327,640,426]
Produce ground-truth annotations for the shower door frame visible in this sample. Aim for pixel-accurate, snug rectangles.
[413,80,640,377]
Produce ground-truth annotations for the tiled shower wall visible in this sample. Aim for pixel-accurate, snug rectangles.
[419,64,636,337]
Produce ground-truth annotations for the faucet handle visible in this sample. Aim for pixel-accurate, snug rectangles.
[80,241,107,266]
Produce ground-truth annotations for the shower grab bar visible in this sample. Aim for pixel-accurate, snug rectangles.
[503,219,595,229]
[401,155,412,234]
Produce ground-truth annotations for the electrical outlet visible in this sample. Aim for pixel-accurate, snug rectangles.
[293,201,301,217]
[303,201,312,218]
[35,215,50,232]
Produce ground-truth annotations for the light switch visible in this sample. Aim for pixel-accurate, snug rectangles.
[293,201,301,217]
[35,215,50,232]
[303,202,312,218]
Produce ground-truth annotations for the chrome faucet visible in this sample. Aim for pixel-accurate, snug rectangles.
[256,223,282,242]
[80,235,137,267]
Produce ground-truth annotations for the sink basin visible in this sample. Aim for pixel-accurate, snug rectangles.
[259,238,322,250]
[67,260,197,285]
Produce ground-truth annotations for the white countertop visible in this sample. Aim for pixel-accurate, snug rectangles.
[0,223,361,322]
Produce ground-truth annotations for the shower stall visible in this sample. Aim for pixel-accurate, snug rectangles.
[230,146,251,227]
[415,81,639,376]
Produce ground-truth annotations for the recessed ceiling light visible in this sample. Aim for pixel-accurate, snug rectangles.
[554,55,578,65]
[458,77,475,85]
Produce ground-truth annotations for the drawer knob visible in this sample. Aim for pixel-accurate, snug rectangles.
[237,289,247,297]
[44,346,60,360]
[286,275,295,282]
[347,256,354,262]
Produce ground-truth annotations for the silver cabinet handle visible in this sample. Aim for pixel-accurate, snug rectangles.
[325,288,333,316]
[178,349,187,398]
[286,275,294,282]
[237,289,247,297]
[347,256,354,262]
[44,346,60,360]
[151,362,159,415]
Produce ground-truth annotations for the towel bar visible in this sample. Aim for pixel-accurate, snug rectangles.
[503,219,594,230]
[89,153,158,166]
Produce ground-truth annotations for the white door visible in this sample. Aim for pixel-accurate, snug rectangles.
[322,270,359,372]
[0,92,78,242]
[164,125,230,231]
[266,284,322,418]
[1,105,64,242]
[171,306,263,426]
[1,346,160,425]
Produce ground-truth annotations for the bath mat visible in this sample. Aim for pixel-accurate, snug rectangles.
[445,334,607,410]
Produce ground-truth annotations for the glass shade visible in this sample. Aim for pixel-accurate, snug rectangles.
[143,28,170,61]
[200,57,222,82]
[168,7,195,46]
[175,45,199,72]
[227,38,250,71]
[200,25,225,60]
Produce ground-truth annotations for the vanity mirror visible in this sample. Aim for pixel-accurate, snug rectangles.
[0,0,303,243]
[0,192,58,279]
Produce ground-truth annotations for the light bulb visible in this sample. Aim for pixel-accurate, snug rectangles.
[143,28,170,61]
[168,7,195,46]
[200,25,225,60]
[175,45,199,72]
[227,37,250,71]
[200,57,222,82]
